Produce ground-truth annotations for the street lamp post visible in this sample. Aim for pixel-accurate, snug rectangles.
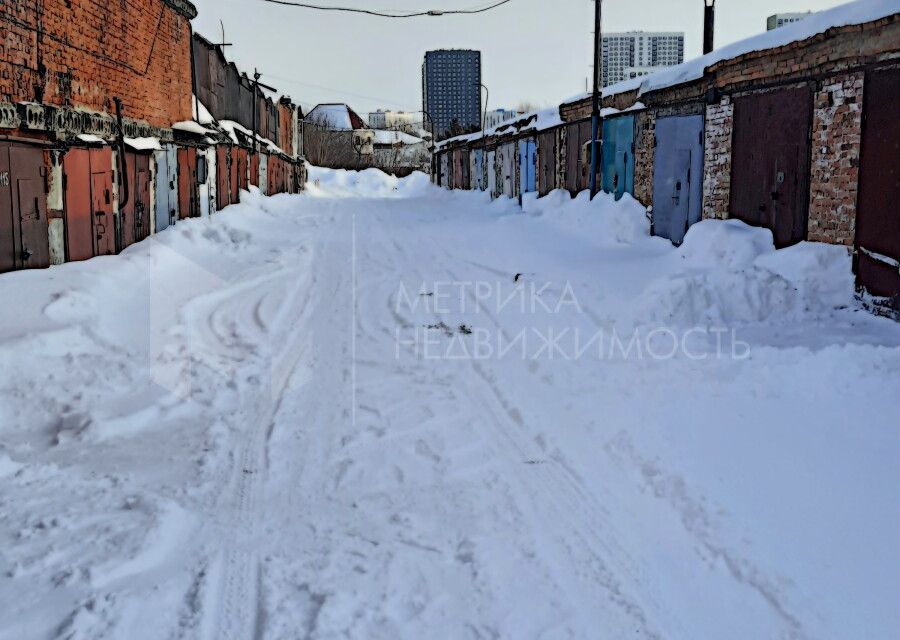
[589,0,602,200]
[420,109,437,182]
[703,0,716,54]
[475,83,489,190]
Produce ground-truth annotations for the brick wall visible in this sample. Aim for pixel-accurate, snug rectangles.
[807,72,864,246]
[0,0,196,128]
[277,99,295,155]
[711,19,900,93]
[702,97,733,220]
[633,111,655,207]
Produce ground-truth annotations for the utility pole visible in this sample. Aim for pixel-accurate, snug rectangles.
[253,69,261,155]
[589,0,602,200]
[250,69,277,156]
[703,0,716,55]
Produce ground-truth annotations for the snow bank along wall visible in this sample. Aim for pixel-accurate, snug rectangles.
[435,6,900,310]
[0,0,306,275]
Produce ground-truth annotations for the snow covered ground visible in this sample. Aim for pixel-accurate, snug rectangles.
[1,167,899,640]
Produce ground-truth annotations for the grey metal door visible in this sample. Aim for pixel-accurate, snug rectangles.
[652,114,704,244]
[501,143,516,198]
[487,150,497,197]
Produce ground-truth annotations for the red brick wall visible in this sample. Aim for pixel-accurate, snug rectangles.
[277,100,294,155]
[0,0,195,128]
[702,97,733,220]
[807,72,864,246]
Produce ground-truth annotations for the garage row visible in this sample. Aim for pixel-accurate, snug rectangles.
[435,10,900,310]
[0,132,304,275]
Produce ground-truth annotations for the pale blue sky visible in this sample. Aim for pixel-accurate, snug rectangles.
[190,0,850,117]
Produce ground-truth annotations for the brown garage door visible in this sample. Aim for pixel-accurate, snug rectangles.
[856,67,900,303]
[730,86,812,248]
[0,142,50,273]
[565,120,594,196]
[63,148,94,262]
[178,147,199,220]
[538,129,557,197]
[217,146,230,210]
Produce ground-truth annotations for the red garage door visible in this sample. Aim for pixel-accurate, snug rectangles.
[730,87,813,248]
[0,143,50,272]
[856,67,900,305]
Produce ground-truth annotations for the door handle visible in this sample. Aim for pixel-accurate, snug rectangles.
[21,248,32,261]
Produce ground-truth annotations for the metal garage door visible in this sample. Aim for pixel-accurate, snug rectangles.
[0,143,50,272]
[519,138,536,195]
[178,147,199,220]
[730,86,812,248]
[537,130,557,197]
[601,115,635,200]
[217,146,230,210]
[565,120,593,195]
[856,67,900,304]
[487,150,497,197]
[472,149,484,191]
[500,142,516,198]
[132,154,151,243]
[63,147,114,259]
[653,114,705,245]
[120,152,151,250]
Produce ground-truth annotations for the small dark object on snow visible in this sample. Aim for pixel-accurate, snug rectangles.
[420,292,434,297]
[458,324,473,335]
[524,459,546,465]
[514,273,523,282]
[425,321,454,336]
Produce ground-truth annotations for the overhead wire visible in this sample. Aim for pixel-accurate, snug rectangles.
[257,0,513,18]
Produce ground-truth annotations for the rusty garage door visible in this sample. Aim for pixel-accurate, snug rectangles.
[217,146,230,210]
[119,152,143,251]
[231,147,241,203]
[730,86,812,248]
[128,153,151,245]
[251,152,261,189]
[537,130,557,197]
[856,66,900,304]
[565,120,593,196]
[0,142,50,273]
[178,147,199,220]
[63,147,115,260]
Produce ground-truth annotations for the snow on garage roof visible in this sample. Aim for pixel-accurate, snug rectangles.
[563,0,898,105]
[642,0,897,95]
[437,106,564,150]
[373,130,424,145]
[306,104,369,131]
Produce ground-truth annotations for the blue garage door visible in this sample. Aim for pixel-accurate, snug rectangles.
[652,114,705,245]
[601,115,635,200]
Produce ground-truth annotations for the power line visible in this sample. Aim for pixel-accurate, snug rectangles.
[263,73,419,111]
[258,0,514,18]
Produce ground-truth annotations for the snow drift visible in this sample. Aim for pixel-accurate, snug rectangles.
[521,189,651,246]
[634,220,856,325]
[305,165,433,199]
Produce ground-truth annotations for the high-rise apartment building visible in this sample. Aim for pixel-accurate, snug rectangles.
[601,32,685,87]
[422,50,482,140]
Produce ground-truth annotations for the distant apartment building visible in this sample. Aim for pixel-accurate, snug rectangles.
[767,12,813,30]
[624,66,663,80]
[422,50,482,140]
[484,108,521,130]
[368,110,419,133]
[601,31,685,87]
